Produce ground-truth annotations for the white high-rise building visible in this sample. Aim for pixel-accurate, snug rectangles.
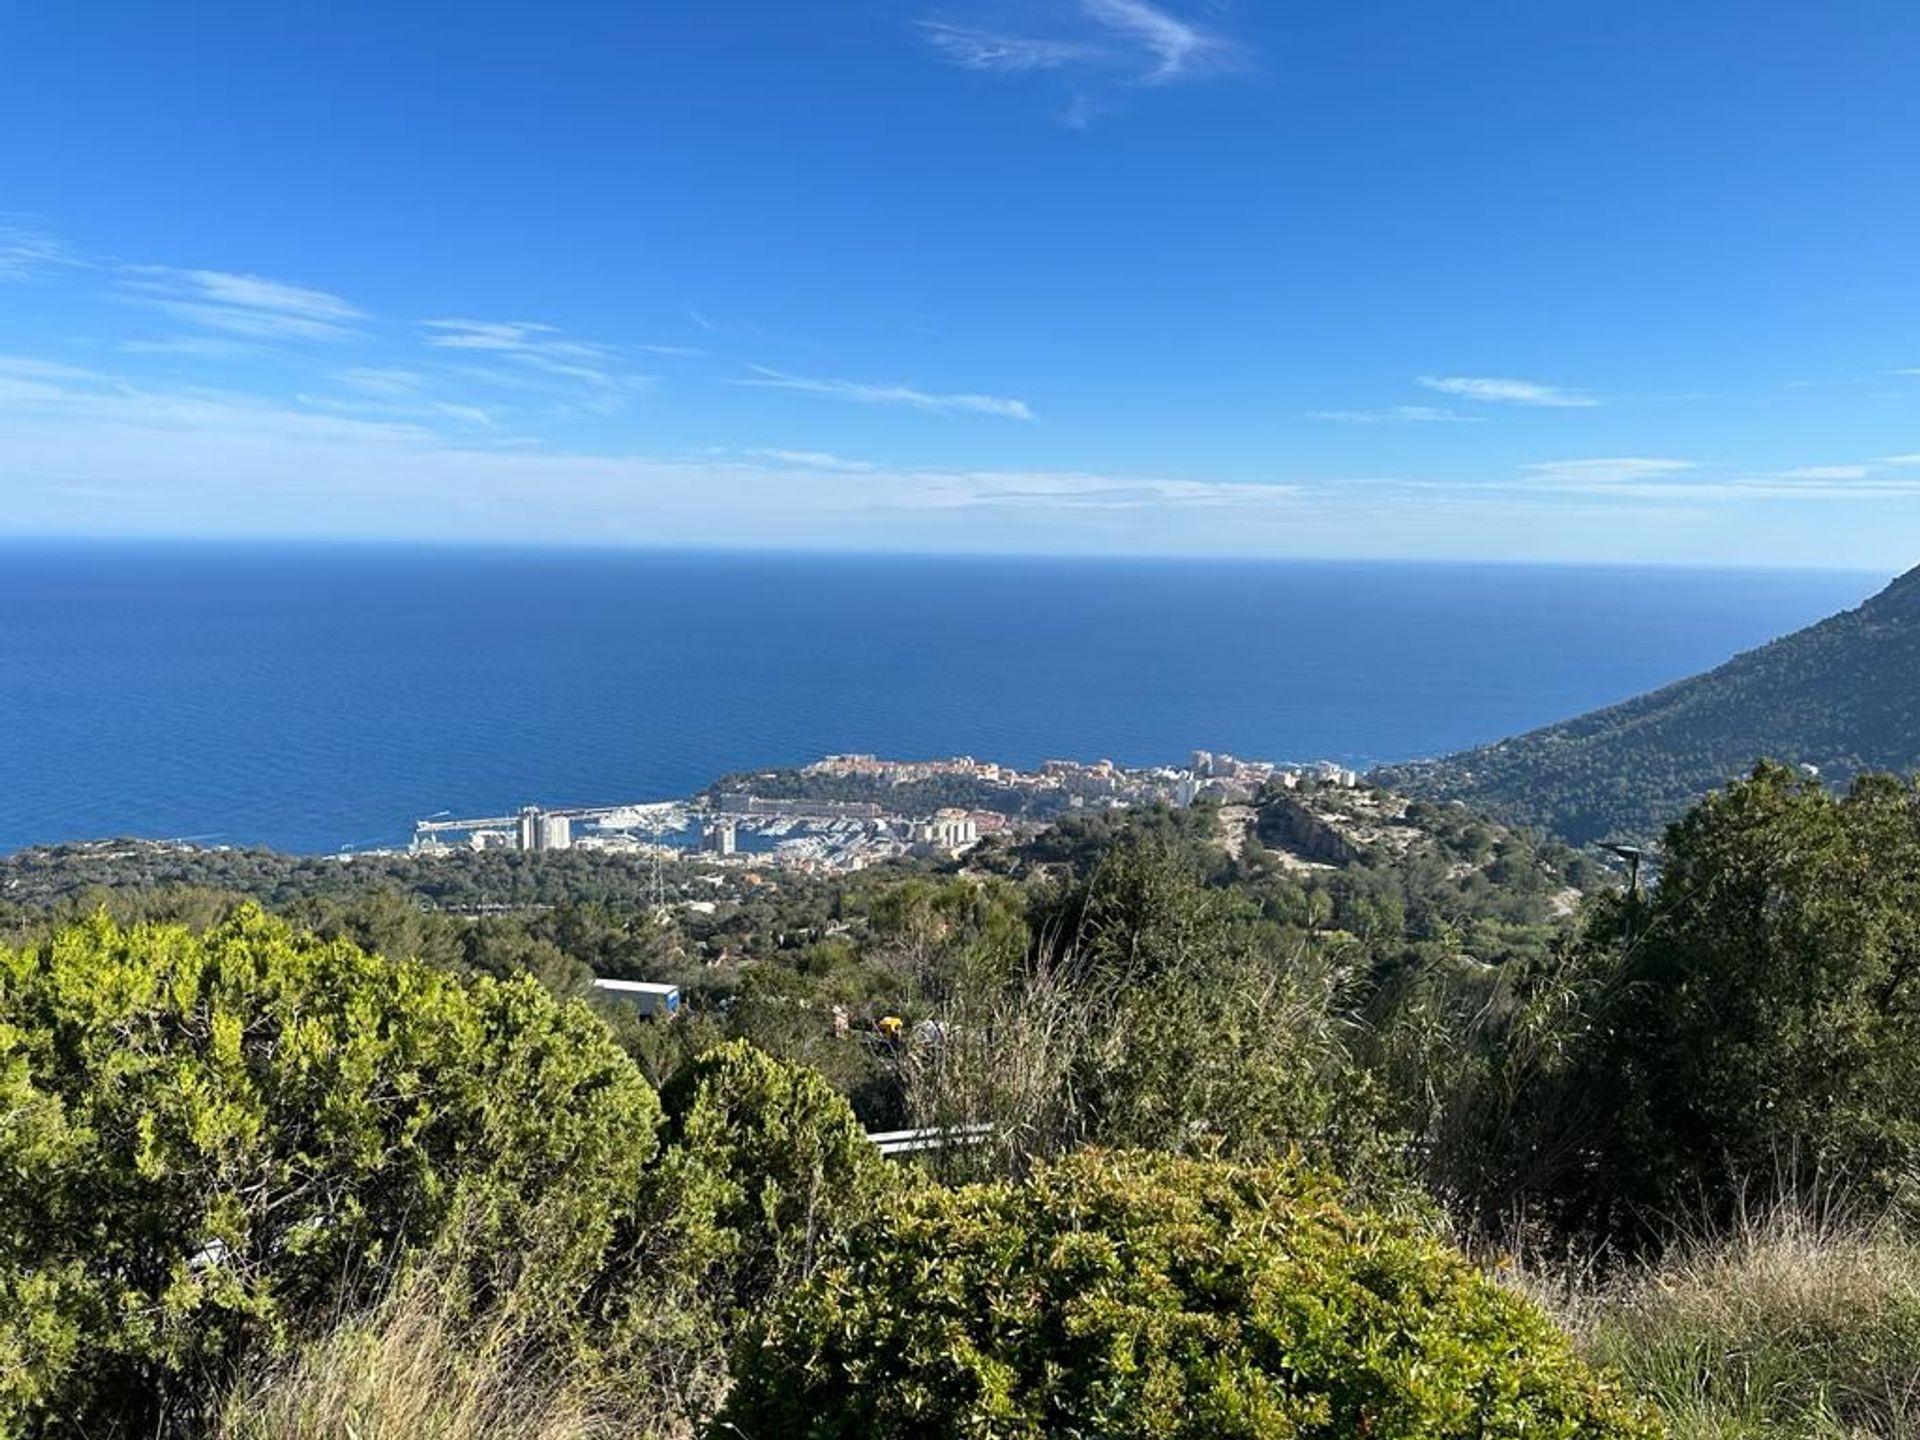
[517,807,573,852]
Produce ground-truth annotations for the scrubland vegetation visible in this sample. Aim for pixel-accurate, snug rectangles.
[6,762,1920,1437]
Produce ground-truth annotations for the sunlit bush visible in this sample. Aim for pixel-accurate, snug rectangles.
[0,907,661,1437]
[722,1149,1659,1440]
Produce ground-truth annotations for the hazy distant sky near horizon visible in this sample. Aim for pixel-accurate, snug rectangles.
[1,2,1917,566]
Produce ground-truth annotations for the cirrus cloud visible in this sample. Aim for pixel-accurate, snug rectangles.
[1419,375,1602,408]
[0,222,74,282]
[917,0,1245,113]
[1308,405,1481,425]
[730,364,1036,421]
[119,266,367,341]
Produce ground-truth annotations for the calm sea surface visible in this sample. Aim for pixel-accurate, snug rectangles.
[0,543,1885,855]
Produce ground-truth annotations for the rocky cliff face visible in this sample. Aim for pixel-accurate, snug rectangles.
[1256,793,1361,866]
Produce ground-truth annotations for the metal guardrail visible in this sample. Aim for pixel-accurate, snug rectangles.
[866,1123,995,1158]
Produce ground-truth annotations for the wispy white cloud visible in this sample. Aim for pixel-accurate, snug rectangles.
[0,356,117,406]
[1419,375,1601,408]
[0,223,74,282]
[1520,457,1697,486]
[1772,464,1870,481]
[1081,0,1229,81]
[0,356,113,383]
[1499,455,1920,503]
[742,447,880,472]
[334,367,430,399]
[1883,454,1920,466]
[1308,405,1480,425]
[1783,372,1896,391]
[0,354,441,445]
[331,358,629,425]
[915,471,1295,510]
[429,401,496,428]
[918,0,1241,90]
[421,318,660,402]
[731,364,1037,421]
[297,390,495,429]
[119,266,367,341]
[1688,479,1920,501]
[120,335,277,360]
[423,319,565,351]
[184,271,362,325]
[309,368,498,426]
[918,21,1093,73]
[423,319,617,386]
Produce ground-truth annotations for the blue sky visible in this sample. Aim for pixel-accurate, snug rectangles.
[2,0,1917,566]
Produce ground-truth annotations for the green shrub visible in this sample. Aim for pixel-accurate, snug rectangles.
[557,1041,903,1436]
[651,1040,899,1315]
[0,907,662,1438]
[720,1149,1660,1440]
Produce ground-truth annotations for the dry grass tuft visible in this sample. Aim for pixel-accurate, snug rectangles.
[216,1274,691,1440]
[1549,1203,1920,1440]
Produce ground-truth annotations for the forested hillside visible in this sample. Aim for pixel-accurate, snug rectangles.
[1380,561,1920,844]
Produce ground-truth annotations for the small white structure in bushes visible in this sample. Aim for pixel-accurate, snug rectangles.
[591,978,681,1017]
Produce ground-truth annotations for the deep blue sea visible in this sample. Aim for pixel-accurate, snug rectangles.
[0,543,1885,855]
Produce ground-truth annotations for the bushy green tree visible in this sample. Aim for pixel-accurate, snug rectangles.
[1415,763,1920,1247]
[907,838,1384,1179]
[1064,839,1378,1159]
[0,906,662,1438]
[721,1150,1660,1440]
[1575,764,1920,1234]
[864,875,1031,1008]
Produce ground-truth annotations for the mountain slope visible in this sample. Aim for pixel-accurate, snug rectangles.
[1378,563,1920,845]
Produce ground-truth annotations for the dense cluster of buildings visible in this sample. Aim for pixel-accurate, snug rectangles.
[713,792,885,820]
[802,750,1359,812]
[409,748,1364,873]
[804,754,1013,784]
[1187,751,1360,793]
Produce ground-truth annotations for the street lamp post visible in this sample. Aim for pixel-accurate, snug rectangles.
[1599,843,1645,946]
